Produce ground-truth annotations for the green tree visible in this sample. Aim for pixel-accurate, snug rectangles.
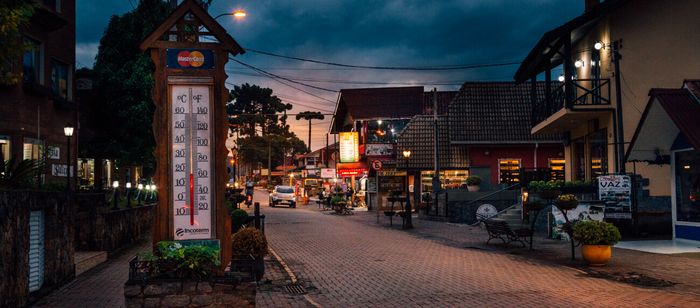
[227,83,306,170]
[295,111,325,153]
[88,0,172,175]
[0,0,35,85]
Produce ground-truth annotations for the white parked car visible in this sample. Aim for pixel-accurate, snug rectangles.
[269,185,296,208]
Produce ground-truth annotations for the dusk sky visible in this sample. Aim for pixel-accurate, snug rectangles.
[76,0,583,150]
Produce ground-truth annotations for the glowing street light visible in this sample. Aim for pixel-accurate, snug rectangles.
[214,9,247,20]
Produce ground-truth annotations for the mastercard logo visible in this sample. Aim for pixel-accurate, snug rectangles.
[176,50,205,67]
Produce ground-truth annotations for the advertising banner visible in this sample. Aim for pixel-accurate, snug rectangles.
[365,143,394,157]
[166,49,215,69]
[598,174,632,219]
[320,168,336,178]
[51,164,73,177]
[47,146,60,160]
[552,201,605,240]
[339,132,359,163]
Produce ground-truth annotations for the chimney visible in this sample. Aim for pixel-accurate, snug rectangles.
[585,0,600,12]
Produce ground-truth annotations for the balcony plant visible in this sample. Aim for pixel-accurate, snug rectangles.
[231,228,268,280]
[572,220,621,266]
[528,180,562,199]
[466,175,481,192]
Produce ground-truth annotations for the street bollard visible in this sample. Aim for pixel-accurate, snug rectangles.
[254,202,261,229]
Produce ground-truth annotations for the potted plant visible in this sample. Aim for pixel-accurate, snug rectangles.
[555,194,579,211]
[231,228,268,281]
[331,195,346,214]
[230,209,249,233]
[155,241,220,279]
[466,175,481,192]
[572,220,621,266]
[528,180,562,199]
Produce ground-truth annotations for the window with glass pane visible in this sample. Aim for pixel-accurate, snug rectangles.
[549,159,565,181]
[590,129,608,179]
[23,138,44,160]
[23,37,41,84]
[573,138,585,181]
[499,159,521,184]
[0,136,11,162]
[51,61,68,99]
[675,150,700,223]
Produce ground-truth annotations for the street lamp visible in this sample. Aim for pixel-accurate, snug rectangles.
[137,183,144,206]
[402,149,413,229]
[63,123,74,194]
[214,9,247,20]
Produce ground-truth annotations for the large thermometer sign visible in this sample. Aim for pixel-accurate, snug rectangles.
[171,85,213,239]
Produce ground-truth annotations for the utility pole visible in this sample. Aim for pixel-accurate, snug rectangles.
[267,136,272,185]
[613,40,626,174]
[432,88,441,206]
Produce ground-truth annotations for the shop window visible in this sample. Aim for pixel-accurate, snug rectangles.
[23,37,42,85]
[549,159,565,181]
[590,129,608,179]
[51,60,69,99]
[420,170,468,191]
[0,135,10,162]
[675,150,700,223]
[499,159,521,184]
[23,138,44,161]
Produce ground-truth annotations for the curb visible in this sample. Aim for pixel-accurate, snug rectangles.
[268,246,322,308]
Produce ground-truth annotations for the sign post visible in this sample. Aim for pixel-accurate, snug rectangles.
[140,0,244,271]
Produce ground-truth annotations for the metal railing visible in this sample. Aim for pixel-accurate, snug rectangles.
[532,79,611,126]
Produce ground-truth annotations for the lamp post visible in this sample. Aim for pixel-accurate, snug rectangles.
[214,9,247,20]
[402,149,413,229]
[63,123,74,194]
[111,180,119,209]
[137,183,143,206]
[126,182,132,208]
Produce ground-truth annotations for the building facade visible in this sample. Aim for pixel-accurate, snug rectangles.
[0,0,77,189]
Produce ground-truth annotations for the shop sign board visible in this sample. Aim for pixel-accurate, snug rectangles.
[365,143,394,157]
[51,164,73,177]
[171,84,213,240]
[339,132,359,163]
[166,49,215,69]
[337,168,366,177]
[377,170,406,177]
[47,146,60,160]
[371,160,383,171]
[552,202,605,240]
[320,168,336,178]
[598,174,632,219]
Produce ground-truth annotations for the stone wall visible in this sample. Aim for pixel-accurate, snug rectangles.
[0,191,75,308]
[74,193,154,252]
[124,280,256,307]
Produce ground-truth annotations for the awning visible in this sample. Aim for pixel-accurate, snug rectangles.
[627,88,700,161]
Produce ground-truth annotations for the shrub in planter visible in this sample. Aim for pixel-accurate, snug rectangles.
[231,228,268,280]
[528,180,562,199]
[156,242,220,279]
[572,220,621,266]
[466,175,481,192]
[231,209,249,233]
[555,194,579,210]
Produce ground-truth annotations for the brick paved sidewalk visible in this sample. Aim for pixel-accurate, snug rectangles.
[32,238,151,308]
[262,203,700,307]
[256,254,314,308]
[344,209,700,296]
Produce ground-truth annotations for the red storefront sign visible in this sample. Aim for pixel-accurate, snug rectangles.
[337,168,366,177]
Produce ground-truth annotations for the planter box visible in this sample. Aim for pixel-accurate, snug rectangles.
[124,278,255,308]
[230,255,264,282]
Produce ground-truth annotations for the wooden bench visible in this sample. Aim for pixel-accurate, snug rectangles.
[480,218,533,248]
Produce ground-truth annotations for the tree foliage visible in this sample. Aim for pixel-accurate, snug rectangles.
[296,111,325,152]
[88,0,172,174]
[227,83,306,168]
[0,0,34,85]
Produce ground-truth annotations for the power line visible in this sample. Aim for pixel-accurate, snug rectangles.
[227,69,465,86]
[229,58,337,93]
[224,81,335,112]
[246,48,522,71]
[229,57,338,104]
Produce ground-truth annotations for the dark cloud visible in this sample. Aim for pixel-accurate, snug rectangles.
[76,0,585,150]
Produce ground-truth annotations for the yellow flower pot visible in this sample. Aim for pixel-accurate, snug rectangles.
[581,244,612,266]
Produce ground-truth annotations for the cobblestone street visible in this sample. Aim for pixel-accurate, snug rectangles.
[258,193,700,307]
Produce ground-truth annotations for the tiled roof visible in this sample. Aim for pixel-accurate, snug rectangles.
[331,86,424,132]
[397,116,468,170]
[449,81,562,144]
[422,91,459,116]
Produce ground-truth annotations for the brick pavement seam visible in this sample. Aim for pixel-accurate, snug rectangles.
[269,245,322,308]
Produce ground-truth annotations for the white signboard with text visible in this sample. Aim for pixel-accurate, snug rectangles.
[51,164,73,177]
[171,85,213,240]
[320,168,336,178]
[47,146,60,160]
[598,174,632,219]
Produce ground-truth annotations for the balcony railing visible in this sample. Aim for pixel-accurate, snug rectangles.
[532,78,611,126]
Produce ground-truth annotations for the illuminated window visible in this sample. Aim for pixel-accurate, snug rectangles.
[549,159,565,181]
[0,135,10,162]
[23,138,44,160]
[499,159,521,184]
